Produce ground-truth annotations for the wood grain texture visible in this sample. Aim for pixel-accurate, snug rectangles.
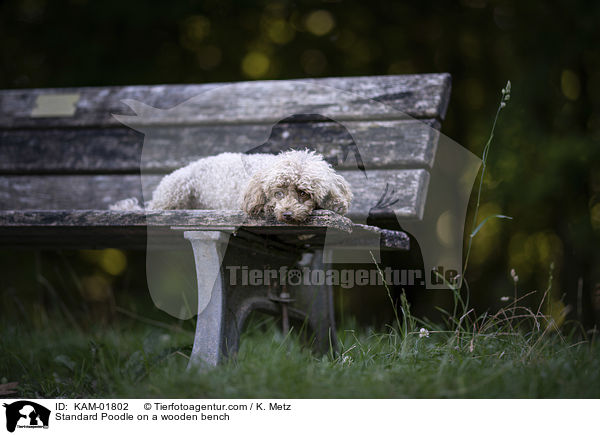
[0,209,353,249]
[0,74,451,129]
[0,210,411,250]
[344,169,429,220]
[0,169,429,220]
[0,119,439,174]
[0,209,351,230]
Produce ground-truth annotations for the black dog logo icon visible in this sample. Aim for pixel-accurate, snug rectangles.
[3,401,50,432]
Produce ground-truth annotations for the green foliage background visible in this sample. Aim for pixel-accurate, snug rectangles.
[1,0,599,328]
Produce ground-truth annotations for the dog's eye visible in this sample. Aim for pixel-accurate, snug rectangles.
[298,190,310,200]
[274,191,284,199]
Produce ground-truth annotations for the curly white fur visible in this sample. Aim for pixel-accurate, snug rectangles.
[111,149,353,222]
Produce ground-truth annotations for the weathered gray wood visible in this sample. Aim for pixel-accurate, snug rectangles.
[0,209,408,253]
[344,170,429,220]
[0,169,429,220]
[0,209,352,230]
[0,175,145,210]
[0,210,353,249]
[0,119,439,174]
[0,127,144,173]
[0,74,451,129]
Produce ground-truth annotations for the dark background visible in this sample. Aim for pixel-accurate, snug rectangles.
[1,0,599,330]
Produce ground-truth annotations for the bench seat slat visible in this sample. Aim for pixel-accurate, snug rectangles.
[0,119,439,174]
[0,74,451,129]
[0,210,410,251]
[0,209,350,229]
[0,169,429,220]
[0,210,352,249]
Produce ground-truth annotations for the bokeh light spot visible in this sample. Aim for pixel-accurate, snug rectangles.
[242,51,270,78]
[305,10,335,36]
[99,249,127,276]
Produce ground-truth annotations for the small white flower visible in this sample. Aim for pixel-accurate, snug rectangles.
[419,327,430,338]
[510,268,519,283]
[500,296,510,302]
[341,355,353,365]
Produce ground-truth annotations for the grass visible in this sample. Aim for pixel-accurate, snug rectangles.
[1,302,599,399]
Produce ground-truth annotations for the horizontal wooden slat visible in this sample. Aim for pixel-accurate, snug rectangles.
[345,170,429,220]
[0,119,439,174]
[0,210,409,250]
[0,209,351,230]
[0,169,429,220]
[0,127,143,173]
[0,210,352,249]
[0,175,142,210]
[0,74,451,129]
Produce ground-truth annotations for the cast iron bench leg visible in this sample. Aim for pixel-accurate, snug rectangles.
[184,230,338,368]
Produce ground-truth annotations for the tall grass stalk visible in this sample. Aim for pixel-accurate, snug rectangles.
[462,81,513,279]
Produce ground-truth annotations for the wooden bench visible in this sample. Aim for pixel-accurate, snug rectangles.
[0,74,451,367]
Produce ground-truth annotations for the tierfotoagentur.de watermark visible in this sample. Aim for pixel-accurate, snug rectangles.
[225,266,425,288]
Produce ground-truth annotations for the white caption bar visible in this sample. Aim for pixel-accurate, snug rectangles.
[1,399,597,434]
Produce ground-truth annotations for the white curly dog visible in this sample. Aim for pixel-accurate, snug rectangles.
[112,149,353,223]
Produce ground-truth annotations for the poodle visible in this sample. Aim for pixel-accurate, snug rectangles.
[111,149,353,223]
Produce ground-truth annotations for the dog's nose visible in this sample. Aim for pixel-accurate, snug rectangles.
[282,212,293,220]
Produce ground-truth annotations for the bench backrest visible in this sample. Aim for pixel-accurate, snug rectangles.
[0,74,451,222]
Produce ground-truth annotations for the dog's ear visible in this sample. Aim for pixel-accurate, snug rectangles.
[318,172,353,215]
[242,173,267,216]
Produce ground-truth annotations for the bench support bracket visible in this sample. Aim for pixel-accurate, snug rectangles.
[184,230,338,369]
